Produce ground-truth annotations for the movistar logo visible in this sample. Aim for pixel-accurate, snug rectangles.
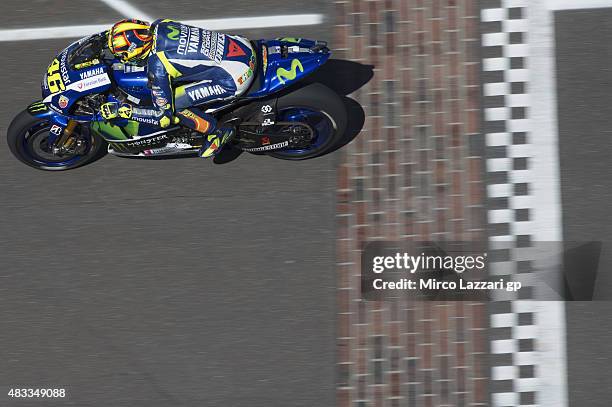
[276,59,304,85]
[279,37,301,43]
[167,25,180,41]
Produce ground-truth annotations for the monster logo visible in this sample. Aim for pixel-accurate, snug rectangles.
[28,101,47,113]
[276,59,304,85]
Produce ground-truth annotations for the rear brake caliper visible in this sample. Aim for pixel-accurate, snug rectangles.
[282,123,314,148]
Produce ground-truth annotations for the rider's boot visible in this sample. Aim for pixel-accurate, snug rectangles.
[175,108,235,158]
[198,127,236,158]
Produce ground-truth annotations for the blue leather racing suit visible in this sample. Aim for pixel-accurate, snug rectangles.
[127,19,255,152]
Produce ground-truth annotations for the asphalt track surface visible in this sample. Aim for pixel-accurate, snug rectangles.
[555,9,612,407]
[0,2,337,406]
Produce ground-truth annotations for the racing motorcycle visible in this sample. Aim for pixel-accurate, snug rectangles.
[7,33,347,170]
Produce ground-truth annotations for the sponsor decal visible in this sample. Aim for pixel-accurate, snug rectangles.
[262,118,275,126]
[46,58,65,94]
[71,73,111,92]
[187,85,226,101]
[133,107,163,117]
[227,39,246,58]
[74,59,100,70]
[200,30,225,63]
[279,37,301,43]
[177,25,201,56]
[49,125,62,136]
[262,46,268,75]
[276,59,304,85]
[29,102,48,113]
[261,104,273,113]
[58,95,69,109]
[133,117,159,125]
[174,25,227,62]
[59,50,71,85]
[144,145,179,156]
[79,67,105,80]
[242,140,289,152]
[261,136,270,145]
[155,97,168,107]
[167,25,180,41]
[237,68,253,85]
[124,64,145,73]
[125,134,168,148]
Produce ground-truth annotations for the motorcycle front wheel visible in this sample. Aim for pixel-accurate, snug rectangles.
[6,109,107,171]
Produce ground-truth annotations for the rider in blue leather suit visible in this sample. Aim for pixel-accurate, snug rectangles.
[102,18,256,157]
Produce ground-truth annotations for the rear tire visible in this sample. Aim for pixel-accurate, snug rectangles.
[267,83,347,160]
[7,110,107,171]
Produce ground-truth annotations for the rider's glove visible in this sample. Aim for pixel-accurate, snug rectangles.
[118,103,132,119]
[101,102,133,120]
[100,102,119,120]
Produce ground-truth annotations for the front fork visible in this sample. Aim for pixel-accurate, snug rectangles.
[48,117,86,156]
[51,120,78,154]
[27,101,92,156]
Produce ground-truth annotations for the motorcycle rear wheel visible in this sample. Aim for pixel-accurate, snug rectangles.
[267,83,347,160]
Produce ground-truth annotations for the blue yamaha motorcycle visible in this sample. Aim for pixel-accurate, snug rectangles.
[7,32,347,170]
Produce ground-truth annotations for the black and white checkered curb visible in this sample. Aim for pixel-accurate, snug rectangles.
[481,1,539,405]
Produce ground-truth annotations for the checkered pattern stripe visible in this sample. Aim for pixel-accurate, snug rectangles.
[481,1,538,406]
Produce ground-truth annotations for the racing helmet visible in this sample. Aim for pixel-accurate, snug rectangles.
[108,19,153,62]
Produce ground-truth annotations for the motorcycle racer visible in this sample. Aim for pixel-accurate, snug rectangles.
[102,18,256,158]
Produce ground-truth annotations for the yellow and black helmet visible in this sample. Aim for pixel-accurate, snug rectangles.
[108,19,153,62]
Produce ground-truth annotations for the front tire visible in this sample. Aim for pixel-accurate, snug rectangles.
[267,83,347,160]
[6,110,106,171]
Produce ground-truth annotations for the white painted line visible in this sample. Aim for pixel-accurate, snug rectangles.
[546,0,612,10]
[529,1,569,406]
[184,14,324,30]
[98,0,152,21]
[0,24,108,42]
[0,14,324,42]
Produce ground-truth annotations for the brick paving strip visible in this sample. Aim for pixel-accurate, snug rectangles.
[334,1,488,406]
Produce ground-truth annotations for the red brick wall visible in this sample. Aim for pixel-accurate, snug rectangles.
[335,1,487,405]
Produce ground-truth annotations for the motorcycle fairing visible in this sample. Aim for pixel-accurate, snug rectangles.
[244,38,330,98]
[41,35,113,114]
